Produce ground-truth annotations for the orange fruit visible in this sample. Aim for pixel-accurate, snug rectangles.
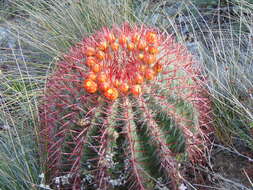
[84,47,96,56]
[154,62,163,73]
[91,63,101,73]
[119,34,127,46]
[85,57,97,67]
[119,82,129,93]
[96,50,105,60]
[97,72,107,83]
[131,85,142,96]
[139,64,146,73]
[145,68,155,80]
[104,88,119,100]
[148,46,159,54]
[98,41,108,51]
[131,33,140,43]
[137,40,147,51]
[133,73,144,84]
[111,42,119,51]
[146,32,157,44]
[83,79,98,93]
[138,53,144,60]
[86,72,97,81]
[127,42,135,51]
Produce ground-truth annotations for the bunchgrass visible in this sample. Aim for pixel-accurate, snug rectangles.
[187,0,253,150]
[0,48,43,189]
[0,0,252,189]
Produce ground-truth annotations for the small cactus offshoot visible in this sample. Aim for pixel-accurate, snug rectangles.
[39,23,212,190]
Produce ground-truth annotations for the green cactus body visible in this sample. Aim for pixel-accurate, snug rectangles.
[39,23,212,190]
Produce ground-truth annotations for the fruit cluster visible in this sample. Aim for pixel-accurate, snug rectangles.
[82,27,163,100]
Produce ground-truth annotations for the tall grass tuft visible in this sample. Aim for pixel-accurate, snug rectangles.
[0,45,43,189]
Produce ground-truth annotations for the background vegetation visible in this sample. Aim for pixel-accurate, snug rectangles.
[0,0,252,189]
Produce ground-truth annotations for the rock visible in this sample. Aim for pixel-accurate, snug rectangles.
[0,26,17,49]
[0,124,11,130]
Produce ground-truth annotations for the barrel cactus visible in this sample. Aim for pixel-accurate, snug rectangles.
[39,23,212,190]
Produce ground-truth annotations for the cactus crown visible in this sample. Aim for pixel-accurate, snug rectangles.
[82,24,163,100]
[39,23,212,190]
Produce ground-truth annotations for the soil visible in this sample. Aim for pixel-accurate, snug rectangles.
[184,142,253,190]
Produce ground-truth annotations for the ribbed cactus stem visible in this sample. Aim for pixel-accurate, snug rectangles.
[151,95,206,163]
[95,102,118,189]
[137,97,181,188]
[124,97,146,190]
[39,23,213,189]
